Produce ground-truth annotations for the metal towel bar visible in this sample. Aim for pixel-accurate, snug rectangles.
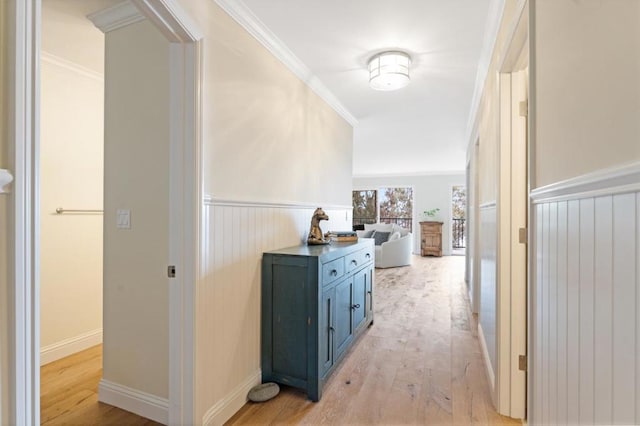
[55,207,103,214]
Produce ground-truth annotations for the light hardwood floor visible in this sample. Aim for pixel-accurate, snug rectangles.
[227,255,521,425]
[40,255,519,425]
[40,345,160,425]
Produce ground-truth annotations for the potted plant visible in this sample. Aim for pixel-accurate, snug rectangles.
[422,208,440,221]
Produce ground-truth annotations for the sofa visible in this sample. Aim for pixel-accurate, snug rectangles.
[356,223,412,268]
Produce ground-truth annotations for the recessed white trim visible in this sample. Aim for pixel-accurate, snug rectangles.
[87,1,145,33]
[202,370,261,426]
[41,51,104,82]
[98,380,169,425]
[530,161,640,204]
[205,195,351,211]
[478,323,496,390]
[213,0,358,127]
[0,169,14,193]
[40,329,102,366]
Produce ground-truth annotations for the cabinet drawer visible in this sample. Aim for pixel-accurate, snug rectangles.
[322,258,344,284]
[345,249,373,272]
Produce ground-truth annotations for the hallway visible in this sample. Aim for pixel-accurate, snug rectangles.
[228,256,519,425]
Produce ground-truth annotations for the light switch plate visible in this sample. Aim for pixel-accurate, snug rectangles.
[117,209,131,229]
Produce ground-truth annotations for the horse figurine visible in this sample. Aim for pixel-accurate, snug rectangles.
[307,207,330,245]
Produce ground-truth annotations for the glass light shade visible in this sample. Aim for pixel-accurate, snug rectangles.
[368,51,411,91]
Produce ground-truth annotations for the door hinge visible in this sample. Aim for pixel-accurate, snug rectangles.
[519,101,528,117]
[168,265,176,278]
[518,227,528,244]
[519,355,527,371]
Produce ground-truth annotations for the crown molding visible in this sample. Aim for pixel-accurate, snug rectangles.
[213,0,358,127]
[87,1,145,34]
[465,0,507,148]
[41,51,104,81]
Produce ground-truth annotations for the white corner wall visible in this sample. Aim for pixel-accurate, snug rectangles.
[352,173,465,256]
[39,1,104,363]
[102,18,170,404]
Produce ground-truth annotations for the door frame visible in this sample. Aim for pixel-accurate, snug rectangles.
[495,0,529,419]
[9,0,203,424]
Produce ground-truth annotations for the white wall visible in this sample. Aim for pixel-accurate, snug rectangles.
[187,3,355,422]
[39,0,104,364]
[199,2,353,206]
[352,173,465,256]
[102,19,170,400]
[534,0,640,188]
[529,1,640,424]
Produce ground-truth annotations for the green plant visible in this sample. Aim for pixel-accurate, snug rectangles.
[423,208,440,218]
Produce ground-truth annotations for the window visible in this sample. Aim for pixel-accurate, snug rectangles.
[379,187,413,231]
[353,187,414,232]
[352,190,377,226]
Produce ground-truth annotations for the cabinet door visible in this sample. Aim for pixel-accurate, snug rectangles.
[320,287,334,377]
[334,278,353,360]
[271,263,308,379]
[365,265,374,324]
[352,268,367,331]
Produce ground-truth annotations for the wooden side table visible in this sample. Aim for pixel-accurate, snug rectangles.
[420,221,443,257]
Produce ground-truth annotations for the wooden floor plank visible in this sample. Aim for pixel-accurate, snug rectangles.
[41,255,520,425]
[226,255,521,425]
[40,344,162,426]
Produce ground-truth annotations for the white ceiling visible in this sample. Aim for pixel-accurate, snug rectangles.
[230,0,494,177]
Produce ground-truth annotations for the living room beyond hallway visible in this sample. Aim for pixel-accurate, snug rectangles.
[228,256,519,425]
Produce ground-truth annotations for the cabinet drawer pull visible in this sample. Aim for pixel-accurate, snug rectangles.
[350,259,358,266]
[330,269,338,276]
[365,253,371,259]
[350,303,361,310]
[367,291,372,295]
[329,326,335,332]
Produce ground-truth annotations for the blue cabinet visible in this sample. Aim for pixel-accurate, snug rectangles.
[262,240,375,401]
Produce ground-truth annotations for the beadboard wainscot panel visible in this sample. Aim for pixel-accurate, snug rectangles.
[479,201,497,390]
[198,197,351,425]
[530,162,640,426]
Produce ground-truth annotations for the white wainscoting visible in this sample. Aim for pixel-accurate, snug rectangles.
[197,197,351,425]
[479,202,497,390]
[531,168,640,425]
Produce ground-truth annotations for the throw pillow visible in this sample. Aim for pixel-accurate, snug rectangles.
[356,230,375,238]
[373,231,390,246]
[365,223,394,233]
[388,231,401,241]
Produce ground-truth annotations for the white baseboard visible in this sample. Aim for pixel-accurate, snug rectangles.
[202,370,261,426]
[478,323,495,391]
[40,328,103,365]
[98,379,169,425]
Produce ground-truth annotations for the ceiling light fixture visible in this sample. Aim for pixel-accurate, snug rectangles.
[368,51,411,91]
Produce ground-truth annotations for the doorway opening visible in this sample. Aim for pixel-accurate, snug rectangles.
[452,185,466,256]
[39,1,105,422]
